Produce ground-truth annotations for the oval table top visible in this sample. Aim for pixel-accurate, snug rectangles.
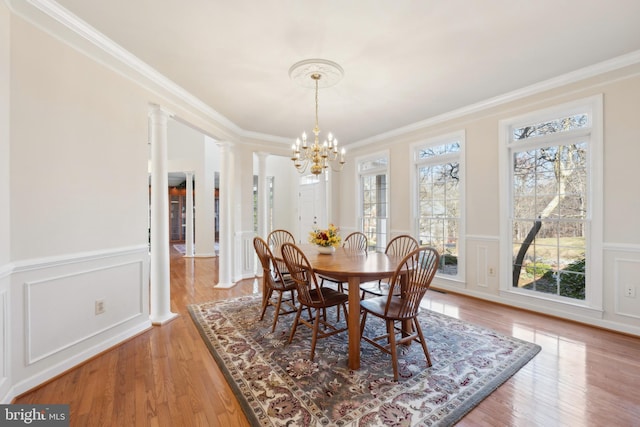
[300,244,402,281]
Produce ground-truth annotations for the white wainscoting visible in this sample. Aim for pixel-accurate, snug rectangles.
[476,245,489,288]
[0,274,9,403]
[463,235,500,293]
[24,259,145,364]
[614,257,640,319]
[607,243,640,321]
[444,238,640,337]
[6,245,151,401]
[235,231,256,280]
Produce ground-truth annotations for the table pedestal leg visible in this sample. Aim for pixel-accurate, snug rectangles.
[347,276,361,370]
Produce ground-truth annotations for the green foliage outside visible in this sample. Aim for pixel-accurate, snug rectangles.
[442,254,457,265]
[525,262,552,277]
[521,258,585,300]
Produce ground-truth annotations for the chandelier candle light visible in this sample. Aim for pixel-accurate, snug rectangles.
[289,59,346,175]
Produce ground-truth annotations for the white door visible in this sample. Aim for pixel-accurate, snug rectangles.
[298,182,319,244]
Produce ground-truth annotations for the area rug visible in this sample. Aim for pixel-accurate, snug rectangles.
[188,295,541,426]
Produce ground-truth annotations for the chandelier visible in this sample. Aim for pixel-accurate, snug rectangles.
[289,59,346,175]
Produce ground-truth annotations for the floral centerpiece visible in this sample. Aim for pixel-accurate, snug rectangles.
[309,224,341,251]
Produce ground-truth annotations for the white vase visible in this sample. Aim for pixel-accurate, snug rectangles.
[316,245,336,254]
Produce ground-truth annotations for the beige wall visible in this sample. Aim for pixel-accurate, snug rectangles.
[601,74,640,243]
[0,1,10,265]
[10,16,150,259]
[6,12,156,398]
[266,155,299,237]
[340,64,640,333]
[0,0,12,401]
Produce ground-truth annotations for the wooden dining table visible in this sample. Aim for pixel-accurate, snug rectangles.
[297,244,404,370]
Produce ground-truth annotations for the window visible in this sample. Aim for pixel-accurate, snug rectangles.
[358,153,389,252]
[414,131,464,279]
[501,96,603,307]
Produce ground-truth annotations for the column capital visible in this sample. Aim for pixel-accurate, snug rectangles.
[216,140,235,151]
[148,103,173,121]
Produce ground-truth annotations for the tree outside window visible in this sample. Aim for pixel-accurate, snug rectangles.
[510,114,588,300]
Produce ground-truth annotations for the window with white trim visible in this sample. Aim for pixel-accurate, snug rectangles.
[501,96,603,306]
[414,132,464,279]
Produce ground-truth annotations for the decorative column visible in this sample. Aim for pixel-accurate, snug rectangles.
[257,152,269,238]
[216,141,235,288]
[184,171,195,257]
[149,105,178,325]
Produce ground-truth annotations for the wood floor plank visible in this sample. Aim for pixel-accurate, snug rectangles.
[13,247,640,426]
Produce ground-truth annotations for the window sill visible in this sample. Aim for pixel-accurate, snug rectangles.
[498,288,604,320]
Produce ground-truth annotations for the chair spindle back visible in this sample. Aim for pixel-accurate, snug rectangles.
[386,246,440,319]
[281,243,324,306]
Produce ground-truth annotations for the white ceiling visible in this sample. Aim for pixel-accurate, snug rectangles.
[50,0,640,145]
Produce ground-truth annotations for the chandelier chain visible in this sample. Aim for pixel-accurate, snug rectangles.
[315,76,319,131]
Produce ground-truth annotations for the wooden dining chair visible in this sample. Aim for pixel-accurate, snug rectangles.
[267,229,295,255]
[281,242,349,361]
[267,229,295,276]
[320,231,368,293]
[359,246,440,380]
[360,234,419,298]
[253,237,298,332]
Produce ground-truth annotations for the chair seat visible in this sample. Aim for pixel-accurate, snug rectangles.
[306,287,348,308]
[359,280,400,297]
[360,295,419,321]
[273,276,297,292]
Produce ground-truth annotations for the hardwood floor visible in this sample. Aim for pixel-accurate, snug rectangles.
[15,247,640,426]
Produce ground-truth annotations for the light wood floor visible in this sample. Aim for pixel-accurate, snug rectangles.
[15,247,640,426]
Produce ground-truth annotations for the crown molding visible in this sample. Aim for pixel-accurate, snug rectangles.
[7,0,291,145]
[8,1,640,149]
[348,50,640,149]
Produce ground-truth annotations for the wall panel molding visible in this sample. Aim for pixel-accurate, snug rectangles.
[6,246,151,402]
[12,244,148,273]
[24,259,145,364]
[613,257,640,319]
[0,289,8,398]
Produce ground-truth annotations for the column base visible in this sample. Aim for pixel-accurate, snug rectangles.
[150,311,180,326]
[214,281,237,289]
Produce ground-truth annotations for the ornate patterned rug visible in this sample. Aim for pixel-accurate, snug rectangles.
[188,295,541,426]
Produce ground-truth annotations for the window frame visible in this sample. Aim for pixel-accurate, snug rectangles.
[356,150,390,252]
[411,130,466,283]
[499,95,603,312]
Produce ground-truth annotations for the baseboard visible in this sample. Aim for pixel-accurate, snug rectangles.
[3,321,151,403]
